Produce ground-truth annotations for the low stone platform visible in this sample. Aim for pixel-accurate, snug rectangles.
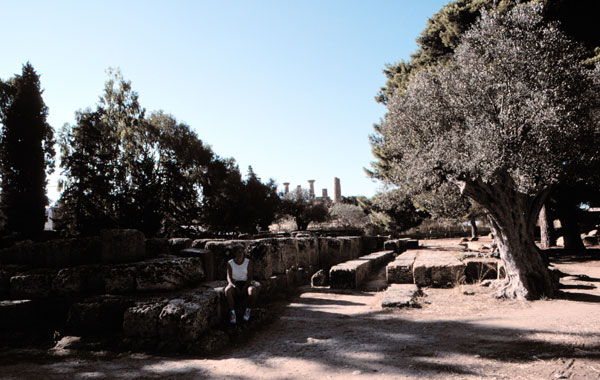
[413,250,466,288]
[330,250,394,289]
[381,284,422,308]
[386,251,418,284]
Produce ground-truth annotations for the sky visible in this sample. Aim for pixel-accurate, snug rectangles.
[1,0,449,203]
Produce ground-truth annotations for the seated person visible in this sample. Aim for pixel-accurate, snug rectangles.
[225,244,260,324]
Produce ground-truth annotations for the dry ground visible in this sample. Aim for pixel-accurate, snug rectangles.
[1,238,599,380]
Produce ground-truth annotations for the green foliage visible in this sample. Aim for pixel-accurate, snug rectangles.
[358,190,427,234]
[328,203,368,230]
[280,188,329,231]
[0,63,55,237]
[58,70,278,237]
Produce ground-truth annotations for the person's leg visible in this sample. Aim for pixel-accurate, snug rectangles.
[224,284,236,310]
[225,284,237,323]
[247,285,260,308]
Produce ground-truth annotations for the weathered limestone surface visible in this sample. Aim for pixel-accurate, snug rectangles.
[358,250,395,268]
[168,238,192,254]
[67,295,133,333]
[101,229,146,264]
[318,237,342,268]
[386,251,418,284]
[463,258,500,283]
[10,272,55,298]
[136,257,204,292]
[311,269,328,287]
[0,238,102,267]
[145,238,169,257]
[279,238,298,271]
[296,237,319,267]
[362,236,385,254]
[53,265,106,295]
[381,284,422,308]
[329,260,371,289]
[412,250,466,288]
[104,266,137,294]
[0,299,37,328]
[180,248,215,282]
[399,238,419,250]
[246,241,272,280]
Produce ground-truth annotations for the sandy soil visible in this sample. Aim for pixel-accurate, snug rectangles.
[1,239,599,380]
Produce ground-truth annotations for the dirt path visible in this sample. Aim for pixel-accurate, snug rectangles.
[1,245,600,380]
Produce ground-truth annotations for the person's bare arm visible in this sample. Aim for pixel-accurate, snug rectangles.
[227,262,236,288]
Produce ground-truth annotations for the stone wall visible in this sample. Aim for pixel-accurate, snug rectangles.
[0,231,387,352]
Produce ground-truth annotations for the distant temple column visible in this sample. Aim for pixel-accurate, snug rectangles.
[322,188,328,199]
[333,177,341,203]
[308,180,315,199]
[296,185,302,197]
[283,182,290,195]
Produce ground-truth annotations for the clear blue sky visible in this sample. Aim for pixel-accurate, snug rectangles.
[1,0,449,203]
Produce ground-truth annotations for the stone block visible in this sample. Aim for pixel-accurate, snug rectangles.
[381,284,422,308]
[463,258,500,283]
[10,272,55,298]
[135,257,204,292]
[145,238,169,257]
[348,237,363,259]
[359,250,395,268]
[181,248,215,282]
[311,269,328,287]
[104,265,137,294]
[0,299,37,328]
[339,238,354,262]
[399,238,419,250]
[279,238,298,271]
[192,238,222,249]
[387,251,418,284]
[329,259,371,289]
[123,300,168,338]
[53,265,107,296]
[157,290,221,347]
[362,236,384,253]
[67,295,133,334]
[263,239,284,274]
[101,229,146,264]
[246,241,272,280]
[384,240,398,253]
[168,238,192,254]
[318,237,343,268]
[412,250,466,288]
[296,237,319,267]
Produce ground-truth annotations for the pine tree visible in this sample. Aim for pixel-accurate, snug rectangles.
[0,63,55,237]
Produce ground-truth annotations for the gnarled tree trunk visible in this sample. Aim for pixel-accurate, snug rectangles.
[457,175,558,300]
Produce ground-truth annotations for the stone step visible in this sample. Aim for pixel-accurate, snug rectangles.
[330,250,395,289]
[381,284,423,308]
[386,250,419,284]
[412,250,466,288]
[6,256,206,299]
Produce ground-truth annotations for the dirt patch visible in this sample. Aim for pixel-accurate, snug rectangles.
[1,239,599,380]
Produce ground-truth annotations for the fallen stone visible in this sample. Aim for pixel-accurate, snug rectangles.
[384,240,398,253]
[101,229,146,264]
[311,269,328,287]
[386,251,418,284]
[381,284,423,308]
[361,236,384,253]
[398,238,419,250]
[412,250,466,288]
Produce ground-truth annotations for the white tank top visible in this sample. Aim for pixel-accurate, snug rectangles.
[229,258,249,281]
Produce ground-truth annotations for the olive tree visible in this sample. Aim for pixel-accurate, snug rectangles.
[381,4,600,299]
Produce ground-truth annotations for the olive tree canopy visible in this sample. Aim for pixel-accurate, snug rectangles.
[382,4,600,299]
